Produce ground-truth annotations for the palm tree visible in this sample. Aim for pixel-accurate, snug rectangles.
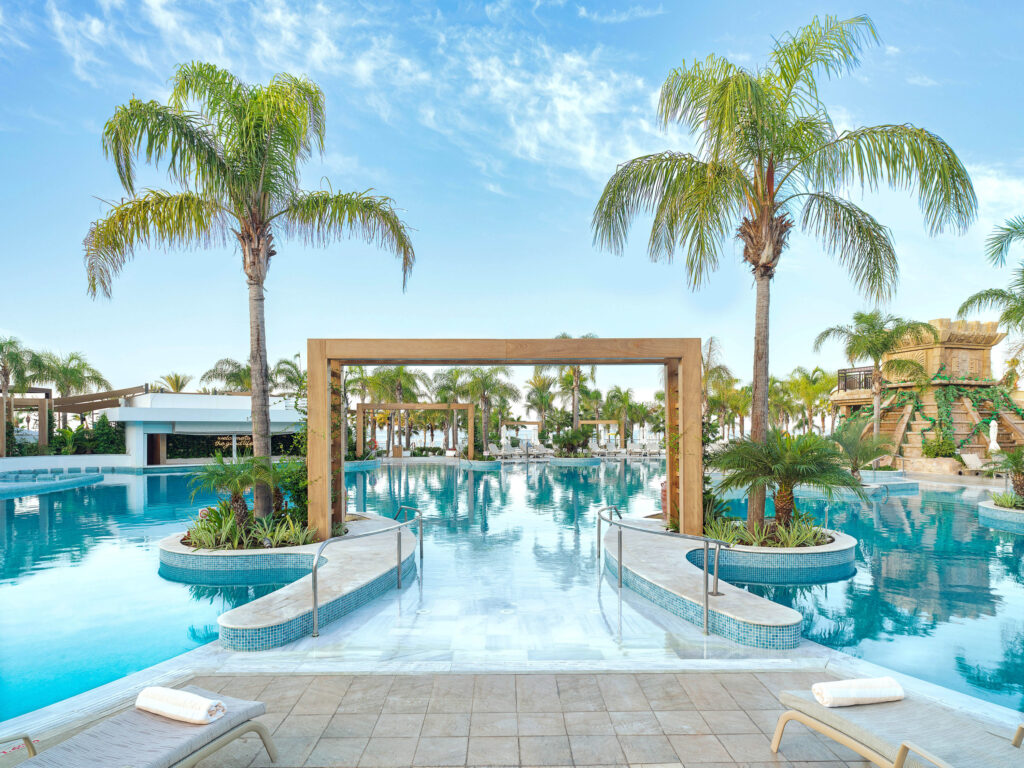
[814,310,938,438]
[701,337,733,415]
[272,355,304,396]
[465,367,519,452]
[767,376,798,431]
[189,455,273,532]
[541,333,596,429]
[983,448,1024,497]
[731,385,753,438]
[711,429,864,529]
[524,372,557,432]
[201,358,251,392]
[156,372,193,392]
[34,352,111,429]
[0,336,34,423]
[591,14,975,528]
[605,385,636,447]
[831,417,892,481]
[84,62,414,518]
[433,367,468,451]
[788,366,830,433]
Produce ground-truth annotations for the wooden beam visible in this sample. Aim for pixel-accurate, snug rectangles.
[501,420,541,427]
[356,402,366,458]
[665,361,680,530]
[38,400,48,449]
[53,399,121,413]
[0,396,6,458]
[307,339,331,542]
[680,342,703,537]
[468,403,475,460]
[331,361,343,528]
[52,385,147,406]
[362,402,474,411]
[320,338,698,365]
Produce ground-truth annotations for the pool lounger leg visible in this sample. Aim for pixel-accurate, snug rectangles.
[176,720,278,767]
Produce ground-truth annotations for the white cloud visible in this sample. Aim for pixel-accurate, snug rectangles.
[46,0,107,83]
[907,74,938,87]
[484,181,508,195]
[576,4,665,23]
[885,44,900,55]
[0,5,31,51]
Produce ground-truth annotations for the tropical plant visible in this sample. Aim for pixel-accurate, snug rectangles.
[200,358,251,392]
[33,351,111,429]
[540,332,596,429]
[156,372,193,392]
[432,367,468,451]
[701,337,733,415]
[84,62,415,519]
[0,336,34,424]
[983,447,1024,497]
[814,310,938,439]
[830,417,891,480]
[552,426,594,457]
[710,429,864,530]
[591,14,976,529]
[188,454,273,531]
[788,366,833,433]
[604,385,636,447]
[989,491,1024,511]
[524,372,557,432]
[272,355,305,396]
[465,366,519,450]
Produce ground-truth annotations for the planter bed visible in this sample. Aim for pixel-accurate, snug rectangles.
[686,531,857,585]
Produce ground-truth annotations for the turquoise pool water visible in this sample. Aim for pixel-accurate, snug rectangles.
[1,465,1022,721]
[723,483,1024,713]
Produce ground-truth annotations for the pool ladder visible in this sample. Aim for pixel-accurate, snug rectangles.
[595,505,732,636]
[310,505,424,637]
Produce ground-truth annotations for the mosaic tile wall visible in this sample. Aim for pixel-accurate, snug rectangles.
[686,545,857,586]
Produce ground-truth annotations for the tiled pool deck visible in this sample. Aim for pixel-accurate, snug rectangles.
[3,670,884,767]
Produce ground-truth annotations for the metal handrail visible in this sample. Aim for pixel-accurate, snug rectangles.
[311,505,424,637]
[595,505,731,636]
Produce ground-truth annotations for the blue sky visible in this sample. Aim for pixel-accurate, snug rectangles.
[3,0,1024,400]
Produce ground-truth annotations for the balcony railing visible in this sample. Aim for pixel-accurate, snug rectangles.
[837,366,873,391]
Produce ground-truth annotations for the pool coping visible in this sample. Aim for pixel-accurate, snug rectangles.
[157,516,417,651]
[603,520,804,649]
[977,498,1024,534]
[0,473,103,499]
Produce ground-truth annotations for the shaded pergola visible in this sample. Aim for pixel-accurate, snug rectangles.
[356,402,475,458]
[580,418,626,448]
[307,338,702,540]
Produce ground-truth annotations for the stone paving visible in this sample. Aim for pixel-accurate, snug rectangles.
[166,671,873,767]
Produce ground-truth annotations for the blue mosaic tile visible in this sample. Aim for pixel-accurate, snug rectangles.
[686,546,856,586]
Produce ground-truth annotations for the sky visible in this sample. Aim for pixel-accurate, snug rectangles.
[3,0,1024,403]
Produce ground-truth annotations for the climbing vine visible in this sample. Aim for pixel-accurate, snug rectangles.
[924,365,1024,448]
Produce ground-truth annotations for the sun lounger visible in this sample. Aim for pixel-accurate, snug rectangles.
[3,686,276,768]
[960,451,987,475]
[772,688,1022,767]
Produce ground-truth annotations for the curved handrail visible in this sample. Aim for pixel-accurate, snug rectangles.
[311,506,424,637]
[595,505,731,636]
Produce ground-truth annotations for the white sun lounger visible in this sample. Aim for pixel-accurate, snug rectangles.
[2,686,276,768]
[773,689,1022,767]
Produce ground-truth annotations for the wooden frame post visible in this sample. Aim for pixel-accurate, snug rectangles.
[37,400,48,450]
[307,339,331,541]
[664,361,680,529]
[680,342,703,536]
[467,405,475,460]
[0,396,6,458]
[330,361,344,528]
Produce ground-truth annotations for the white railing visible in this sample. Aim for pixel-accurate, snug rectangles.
[595,505,732,635]
[311,505,424,637]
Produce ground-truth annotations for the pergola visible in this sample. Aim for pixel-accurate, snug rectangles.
[0,391,51,455]
[306,338,702,540]
[580,418,626,447]
[355,402,475,458]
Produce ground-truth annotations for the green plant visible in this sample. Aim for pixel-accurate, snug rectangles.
[552,427,594,457]
[922,436,958,459]
[188,454,274,528]
[830,417,892,480]
[984,448,1024,496]
[990,491,1024,510]
[703,516,743,545]
[710,429,864,529]
[54,427,76,455]
[185,500,317,550]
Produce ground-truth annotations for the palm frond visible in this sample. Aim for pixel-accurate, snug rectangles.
[881,357,927,384]
[278,190,415,288]
[84,191,225,298]
[798,192,897,300]
[985,215,1024,266]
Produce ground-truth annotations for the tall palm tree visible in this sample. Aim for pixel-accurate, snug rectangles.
[272,355,304,396]
[591,14,975,528]
[701,337,733,415]
[541,333,596,429]
[465,367,519,452]
[524,372,557,432]
[201,358,251,392]
[731,384,753,438]
[156,372,192,392]
[83,62,414,518]
[814,310,938,438]
[788,366,830,433]
[767,376,798,431]
[433,367,468,451]
[34,352,111,429]
[605,385,636,447]
[0,336,34,424]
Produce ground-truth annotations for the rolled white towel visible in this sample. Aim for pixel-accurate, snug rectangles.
[811,677,905,708]
[135,687,226,724]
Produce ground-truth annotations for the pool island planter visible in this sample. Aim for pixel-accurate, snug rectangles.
[978,499,1024,535]
[157,517,417,651]
[459,459,503,470]
[548,456,602,467]
[686,531,858,585]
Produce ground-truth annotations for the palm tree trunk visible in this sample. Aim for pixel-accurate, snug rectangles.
[572,370,580,429]
[775,483,794,527]
[871,364,882,438]
[247,278,273,519]
[483,401,491,452]
[748,271,771,530]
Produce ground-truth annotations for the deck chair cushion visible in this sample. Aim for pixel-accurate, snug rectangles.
[780,690,1021,767]
[24,686,264,768]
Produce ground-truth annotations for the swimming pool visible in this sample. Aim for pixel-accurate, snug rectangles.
[1,464,1022,722]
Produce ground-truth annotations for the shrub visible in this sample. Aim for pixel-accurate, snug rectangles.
[552,427,593,457]
[990,491,1024,510]
[183,500,317,550]
[922,437,958,459]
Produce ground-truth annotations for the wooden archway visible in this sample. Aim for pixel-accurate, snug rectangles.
[307,338,702,539]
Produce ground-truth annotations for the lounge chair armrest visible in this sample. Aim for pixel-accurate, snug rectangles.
[0,734,37,757]
[895,741,953,768]
[1013,723,1023,748]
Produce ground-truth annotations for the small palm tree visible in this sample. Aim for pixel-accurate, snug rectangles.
[831,417,892,481]
[701,337,733,416]
[465,366,520,451]
[711,429,864,529]
[201,358,251,392]
[540,333,596,429]
[814,310,938,438]
[189,454,273,532]
[85,62,414,519]
[156,372,193,392]
[34,352,111,429]
[591,14,975,528]
[524,372,557,432]
[983,448,1024,497]
[0,336,34,427]
[272,355,305,396]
